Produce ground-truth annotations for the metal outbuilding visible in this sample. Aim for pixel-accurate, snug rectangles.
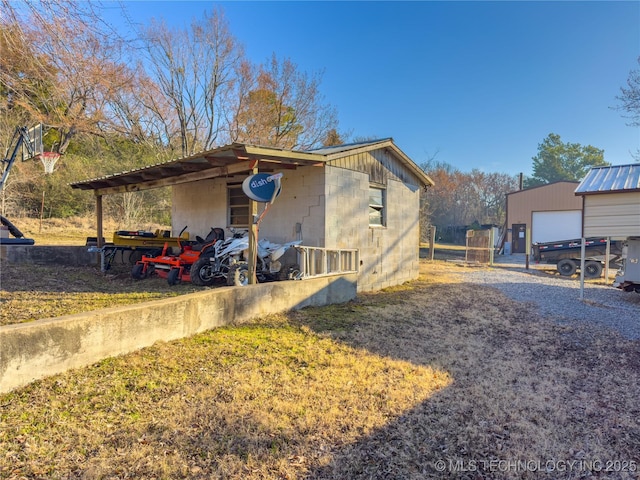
[505,181,582,253]
[575,164,640,239]
[574,163,640,298]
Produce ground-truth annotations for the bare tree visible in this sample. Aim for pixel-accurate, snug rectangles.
[106,62,179,160]
[615,57,640,160]
[470,170,518,225]
[0,0,135,153]
[422,161,517,241]
[616,57,640,128]
[140,9,244,157]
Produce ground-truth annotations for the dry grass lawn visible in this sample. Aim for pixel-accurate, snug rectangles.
[4,216,168,246]
[0,263,201,326]
[1,262,639,479]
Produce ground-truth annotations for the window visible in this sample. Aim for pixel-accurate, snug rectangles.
[369,186,385,226]
[228,184,250,227]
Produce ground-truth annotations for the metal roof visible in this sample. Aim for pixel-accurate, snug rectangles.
[70,143,328,195]
[575,164,640,195]
[308,138,393,155]
[70,139,433,195]
[313,138,434,187]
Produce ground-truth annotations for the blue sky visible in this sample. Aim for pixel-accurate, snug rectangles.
[109,1,639,176]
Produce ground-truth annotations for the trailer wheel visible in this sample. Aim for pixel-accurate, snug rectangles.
[167,267,181,286]
[584,261,603,279]
[131,263,146,280]
[228,263,250,286]
[557,259,577,276]
[190,257,217,286]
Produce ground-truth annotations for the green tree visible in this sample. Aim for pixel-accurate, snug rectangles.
[524,133,608,188]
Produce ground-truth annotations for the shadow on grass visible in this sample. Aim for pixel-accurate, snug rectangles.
[292,280,640,479]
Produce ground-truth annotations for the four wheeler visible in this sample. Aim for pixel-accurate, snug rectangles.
[226,239,301,287]
[188,230,250,286]
[131,226,225,285]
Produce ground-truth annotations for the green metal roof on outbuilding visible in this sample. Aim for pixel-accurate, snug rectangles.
[575,164,640,195]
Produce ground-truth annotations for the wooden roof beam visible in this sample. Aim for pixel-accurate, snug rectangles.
[92,160,255,196]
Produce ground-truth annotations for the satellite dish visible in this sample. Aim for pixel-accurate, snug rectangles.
[242,173,283,203]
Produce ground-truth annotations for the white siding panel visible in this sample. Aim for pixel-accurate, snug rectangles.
[583,192,640,206]
[583,192,640,238]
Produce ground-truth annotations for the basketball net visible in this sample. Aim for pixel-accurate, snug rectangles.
[39,152,61,174]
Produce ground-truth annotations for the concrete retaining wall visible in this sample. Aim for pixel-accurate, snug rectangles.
[0,273,357,393]
[1,245,96,265]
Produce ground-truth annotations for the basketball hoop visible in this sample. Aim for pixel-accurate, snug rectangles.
[38,152,61,174]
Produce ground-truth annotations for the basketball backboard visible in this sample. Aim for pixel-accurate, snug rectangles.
[21,123,43,161]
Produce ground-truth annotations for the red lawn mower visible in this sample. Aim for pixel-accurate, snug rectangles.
[131,226,226,286]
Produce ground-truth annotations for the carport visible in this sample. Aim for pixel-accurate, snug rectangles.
[72,138,431,292]
[70,143,325,283]
[575,164,640,298]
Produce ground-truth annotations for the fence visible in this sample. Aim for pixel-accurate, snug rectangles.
[295,246,359,279]
[465,229,495,265]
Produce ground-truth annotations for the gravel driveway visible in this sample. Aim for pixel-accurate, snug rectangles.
[460,261,640,340]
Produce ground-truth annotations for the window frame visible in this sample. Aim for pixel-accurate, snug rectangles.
[368,184,386,227]
[227,183,250,227]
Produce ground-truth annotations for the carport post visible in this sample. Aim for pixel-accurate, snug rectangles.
[248,161,259,285]
[249,203,258,285]
[92,194,105,270]
[604,237,611,284]
[96,194,103,248]
[579,237,586,300]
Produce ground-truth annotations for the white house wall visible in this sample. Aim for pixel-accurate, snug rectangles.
[171,169,326,246]
[378,177,422,290]
[257,165,423,291]
[171,177,232,239]
[324,166,368,249]
[257,168,326,246]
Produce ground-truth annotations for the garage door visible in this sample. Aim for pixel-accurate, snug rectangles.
[532,210,582,244]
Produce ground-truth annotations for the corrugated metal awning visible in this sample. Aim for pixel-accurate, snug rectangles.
[575,164,640,195]
[70,143,325,196]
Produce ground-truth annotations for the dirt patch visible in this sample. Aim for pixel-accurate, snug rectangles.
[1,261,639,479]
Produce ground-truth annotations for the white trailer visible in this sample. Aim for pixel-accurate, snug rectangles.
[613,237,640,293]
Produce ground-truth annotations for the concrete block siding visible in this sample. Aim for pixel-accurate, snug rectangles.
[0,273,357,393]
[172,177,231,239]
[323,168,420,292]
[171,159,422,292]
[262,170,325,246]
